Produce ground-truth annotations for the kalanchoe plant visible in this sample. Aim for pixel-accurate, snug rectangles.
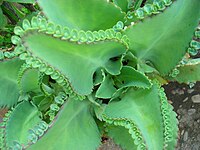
[0,0,200,150]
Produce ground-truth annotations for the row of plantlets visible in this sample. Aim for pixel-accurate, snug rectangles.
[0,0,200,149]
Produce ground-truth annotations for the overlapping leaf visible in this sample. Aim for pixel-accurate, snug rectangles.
[20,68,41,94]
[103,84,178,149]
[96,74,116,99]
[125,0,200,75]
[106,125,137,150]
[0,58,23,108]
[28,98,101,150]
[170,58,200,83]
[21,32,126,95]
[112,0,129,12]
[114,66,152,89]
[38,0,125,30]
[5,101,41,148]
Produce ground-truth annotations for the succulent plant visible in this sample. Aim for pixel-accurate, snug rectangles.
[0,0,199,150]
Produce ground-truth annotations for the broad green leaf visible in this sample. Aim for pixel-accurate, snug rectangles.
[38,96,53,112]
[125,0,200,75]
[103,83,178,149]
[107,125,137,150]
[137,62,158,73]
[170,58,200,83]
[0,58,23,108]
[22,32,126,95]
[4,0,35,3]
[20,69,41,93]
[93,68,104,86]
[32,95,45,106]
[28,98,101,150]
[37,0,125,30]
[113,0,128,12]
[6,101,41,148]
[114,66,152,89]
[96,75,116,99]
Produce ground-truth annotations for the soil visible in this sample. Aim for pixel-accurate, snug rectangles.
[0,82,200,150]
[164,82,200,150]
[0,109,7,123]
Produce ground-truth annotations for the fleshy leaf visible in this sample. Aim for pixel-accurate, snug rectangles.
[93,68,104,86]
[95,75,116,99]
[113,0,129,12]
[37,0,125,30]
[169,58,200,83]
[107,125,137,150]
[0,58,24,108]
[27,98,101,150]
[102,83,178,149]
[114,66,152,89]
[20,32,126,95]
[18,64,41,94]
[5,101,41,148]
[125,0,200,75]
[38,96,53,112]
